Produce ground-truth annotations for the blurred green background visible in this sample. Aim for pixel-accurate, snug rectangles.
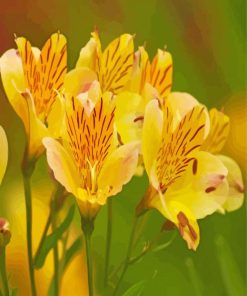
[0,0,246,295]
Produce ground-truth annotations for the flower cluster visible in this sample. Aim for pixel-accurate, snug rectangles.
[0,30,244,247]
[0,30,244,295]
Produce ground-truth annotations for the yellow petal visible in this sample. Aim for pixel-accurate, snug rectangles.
[64,67,97,97]
[165,151,228,219]
[16,33,67,120]
[47,94,66,139]
[169,201,200,251]
[141,83,160,105]
[22,91,48,159]
[151,195,200,250]
[218,155,245,212]
[124,50,142,93]
[98,141,140,196]
[115,91,144,143]
[156,104,207,191]
[201,108,230,154]
[75,34,99,70]
[43,137,80,196]
[138,47,151,93]
[98,34,134,94]
[0,48,48,159]
[149,49,172,99]
[65,91,116,184]
[0,126,8,184]
[0,49,28,128]
[142,99,163,178]
[166,92,210,135]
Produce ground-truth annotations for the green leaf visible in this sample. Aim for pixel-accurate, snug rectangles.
[11,288,18,296]
[122,280,145,296]
[152,232,177,253]
[63,236,83,269]
[185,258,204,296]
[34,205,75,269]
[215,235,245,296]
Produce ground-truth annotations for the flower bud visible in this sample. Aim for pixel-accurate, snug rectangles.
[0,218,11,247]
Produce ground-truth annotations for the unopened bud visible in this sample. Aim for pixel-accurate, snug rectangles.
[0,218,11,247]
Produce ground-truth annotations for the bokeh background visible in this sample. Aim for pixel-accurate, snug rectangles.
[0,0,246,295]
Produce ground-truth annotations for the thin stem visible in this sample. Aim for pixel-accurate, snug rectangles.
[85,231,93,296]
[51,203,59,296]
[104,199,113,287]
[81,219,94,296]
[0,247,9,296]
[112,216,139,296]
[22,171,37,296]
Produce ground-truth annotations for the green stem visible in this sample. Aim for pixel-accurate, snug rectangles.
[0,247,9,296]
[104,199,113,287]
[51,204,59,296]
[112,216,139,296]
[81,219,94,296]
[22,171,37,296]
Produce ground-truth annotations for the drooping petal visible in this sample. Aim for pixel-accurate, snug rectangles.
[201,108,230,154]
[43,137,80,197]
[98,141,140,196]
[115,91,144,143]
[165,151,228,219]
[142,99,163,178]
[0,49,28,128]
[151,195,200,250]
[169,201,200,251]
[218,155,245,212]
[0,126,8,184]
[97,34,134,94]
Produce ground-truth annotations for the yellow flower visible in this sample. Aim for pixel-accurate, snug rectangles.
[43,82,139,220]
[75,31,134,95]
[0,33,67,160]
[138,93,228,250]
[115,46,173,145]
[201,108,244,212]
[0,126,8,184]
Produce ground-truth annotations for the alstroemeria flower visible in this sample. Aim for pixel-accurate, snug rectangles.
[138,94,228,250]
[0,33,67,160]
[43,82,139,220]
[75,31,134,95]
[0,126,8,184]
[115,46,173,145]
[201,108,244,212]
